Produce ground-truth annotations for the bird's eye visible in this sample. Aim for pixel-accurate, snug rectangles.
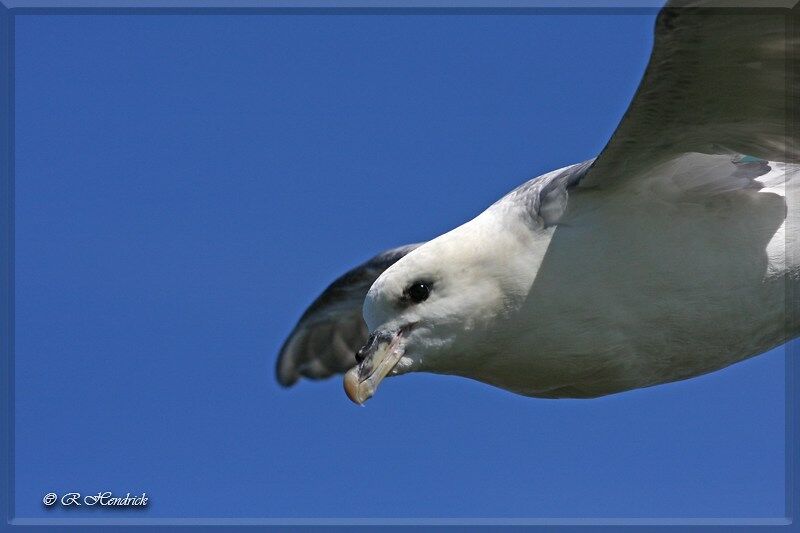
[405,282,431,304]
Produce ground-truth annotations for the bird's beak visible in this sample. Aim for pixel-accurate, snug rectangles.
[343,329,405,405]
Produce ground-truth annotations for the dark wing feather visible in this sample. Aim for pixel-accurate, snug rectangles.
[276,243,422,387]
[582,0,799,189]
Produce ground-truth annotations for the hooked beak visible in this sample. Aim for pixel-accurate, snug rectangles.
[343,329,406,405]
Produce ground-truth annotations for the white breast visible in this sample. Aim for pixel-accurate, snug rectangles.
[448,154,799,398]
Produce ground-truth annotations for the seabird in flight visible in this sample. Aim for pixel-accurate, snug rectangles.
[276,1,799,404]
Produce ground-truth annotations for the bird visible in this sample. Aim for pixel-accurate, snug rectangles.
[276,0,800,404]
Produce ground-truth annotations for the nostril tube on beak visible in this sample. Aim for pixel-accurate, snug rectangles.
[355,347,367,364]
[344,328,406,405]
[355,331,389,365]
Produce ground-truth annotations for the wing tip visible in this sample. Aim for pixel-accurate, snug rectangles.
[275,368,298,388]
[275,334,300,388]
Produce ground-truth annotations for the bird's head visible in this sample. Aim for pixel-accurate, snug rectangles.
[344,209,546,404]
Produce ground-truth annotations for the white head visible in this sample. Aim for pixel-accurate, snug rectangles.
[343,206,550,404]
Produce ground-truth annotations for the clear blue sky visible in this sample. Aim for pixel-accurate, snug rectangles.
[13,11,788,519]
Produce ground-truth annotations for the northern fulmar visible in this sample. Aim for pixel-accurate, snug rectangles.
[276,0,800,404]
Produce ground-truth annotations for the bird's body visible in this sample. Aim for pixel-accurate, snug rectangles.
[277,1,800,403]
[411,154,798,398]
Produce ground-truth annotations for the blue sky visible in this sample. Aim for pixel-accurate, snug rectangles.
[13,11,787,519]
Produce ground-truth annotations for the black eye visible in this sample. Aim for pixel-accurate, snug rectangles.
[405,282,430,304]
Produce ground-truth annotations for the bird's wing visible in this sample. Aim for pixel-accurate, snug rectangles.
[276,243,422,387]
[580,0,799,191]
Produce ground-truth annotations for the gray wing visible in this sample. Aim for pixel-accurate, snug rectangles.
[276,243,421,387]
[582,0,799,189]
